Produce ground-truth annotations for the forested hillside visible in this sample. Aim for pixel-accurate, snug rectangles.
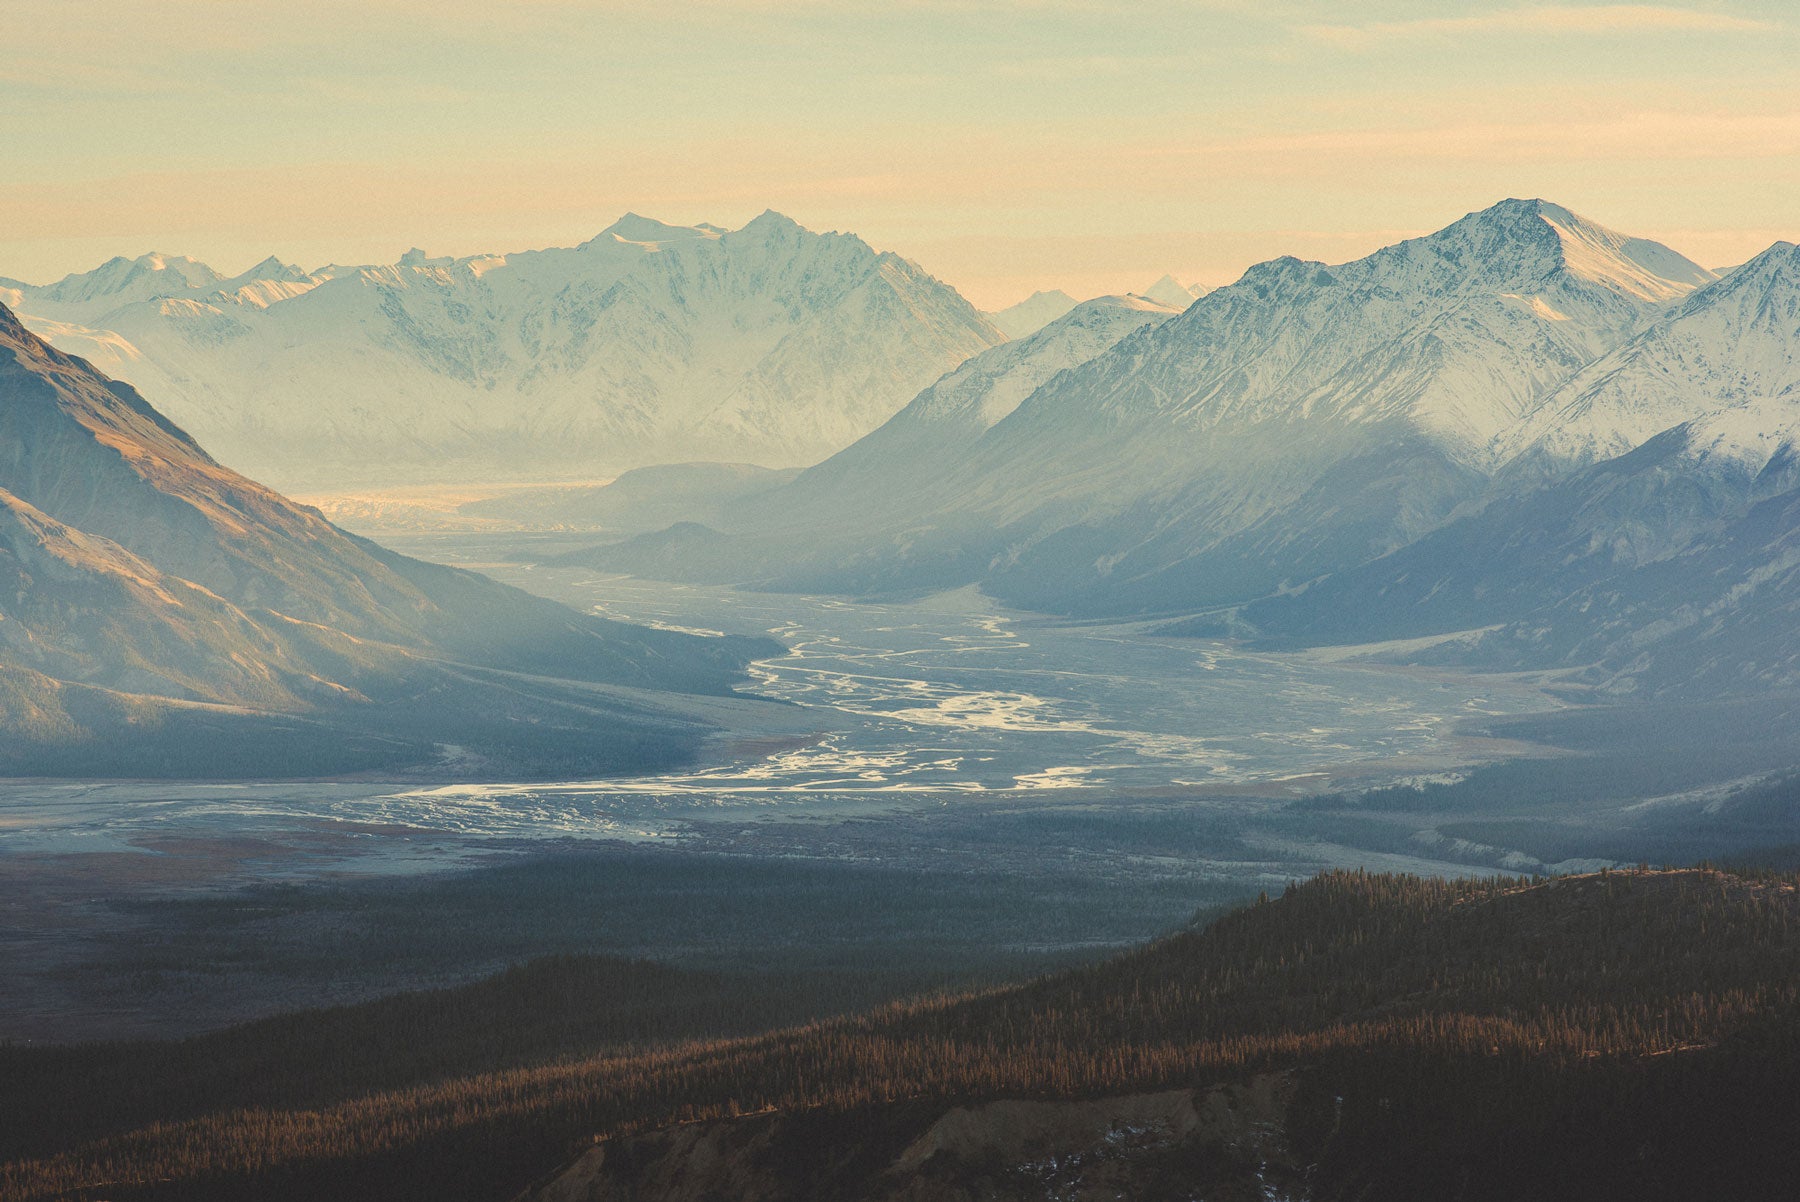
[5,866,1796,1201]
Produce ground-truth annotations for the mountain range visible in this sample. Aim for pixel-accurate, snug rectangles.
[984,276,1203,338]
[557,200,1800,701]
[4,214,1004,490]
[0,301,776,777]
[14,196,1800,707]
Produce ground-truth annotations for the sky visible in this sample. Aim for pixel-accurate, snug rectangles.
[2,0,1797,309]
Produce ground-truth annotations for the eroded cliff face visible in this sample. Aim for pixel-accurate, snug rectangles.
[525,1074,1305,1202]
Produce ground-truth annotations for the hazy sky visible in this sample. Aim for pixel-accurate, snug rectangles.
[2,0,1796,308]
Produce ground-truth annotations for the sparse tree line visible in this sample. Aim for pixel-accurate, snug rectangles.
[4,866,1798,1201]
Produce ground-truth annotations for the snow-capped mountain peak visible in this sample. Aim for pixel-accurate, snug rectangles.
[750,290,1180,524]
[902,292,1180,431]
[734,209,808,244]
[36,252,226,316]
[224,255,310,285]
[594,212,721,247]
[673,199,1729,616]
[1046,198,1714,463]
[1360,198,1713,306]
[8,212,1004,488]
[986,289,1079,338]
[1141,274,1205,311]
[1530,199,1718,300]
[206,257,321,309]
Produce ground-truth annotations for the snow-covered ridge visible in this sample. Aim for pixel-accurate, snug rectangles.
[985,277,1204,339]
[1499,239,1800,469]
[7,212,1004,489]
[1140,274,1206,311]
[983,198,1716,478]
[987,289,1078,338]
[1533,200,1718,301]
[611,198,1763,625]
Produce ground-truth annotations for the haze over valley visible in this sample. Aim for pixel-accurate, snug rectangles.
[5,2,1800,1195]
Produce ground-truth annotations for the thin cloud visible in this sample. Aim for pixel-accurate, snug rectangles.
[1141,109,1800,166]
[1301,5,1779,49]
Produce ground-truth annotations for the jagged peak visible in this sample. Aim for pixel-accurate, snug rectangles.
[1703,238,1800,286]
[1230,254,1326,289]
[986,288,1083,338]
[736,209,807,239]
[214,256,312,291]
[116,251,220,277]
[597,212,717,245]
[1423,198,1714,301]
[243,254,306,279]
[1141,274,1204,310]
[1086,293,1182,315]
[1639,240,1800,326]
[43,252,223,297]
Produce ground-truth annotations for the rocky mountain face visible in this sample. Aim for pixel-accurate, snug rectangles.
[1498,239,1800,471]
[0,302,775,776]
[7,214,1003,490]
[909,200,1714,615]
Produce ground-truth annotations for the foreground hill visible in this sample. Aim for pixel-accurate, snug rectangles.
[4,866,1795,1201]
[7,214,1004,489]
[0,302,776,777]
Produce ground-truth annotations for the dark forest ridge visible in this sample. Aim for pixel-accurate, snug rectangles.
[4,865,1797,1201]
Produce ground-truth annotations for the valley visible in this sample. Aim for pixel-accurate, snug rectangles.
[10,530,1795,1060]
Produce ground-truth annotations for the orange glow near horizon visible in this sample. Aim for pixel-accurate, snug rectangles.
[2,2,1795,308]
